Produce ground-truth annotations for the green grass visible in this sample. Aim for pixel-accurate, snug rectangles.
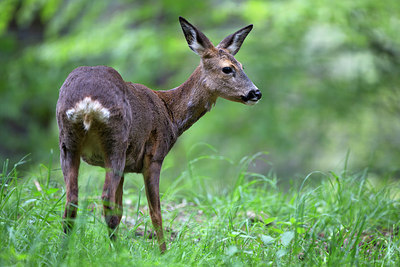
[1,153,399,266]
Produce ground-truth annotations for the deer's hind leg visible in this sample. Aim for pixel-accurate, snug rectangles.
[116,175,125,223]
[101,145,126,240]
[60,141,81,234]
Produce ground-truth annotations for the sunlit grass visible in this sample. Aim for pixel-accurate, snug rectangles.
[1,153,399,266]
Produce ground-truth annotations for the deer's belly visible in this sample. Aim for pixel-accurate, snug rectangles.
[79,129,145,173]
[81,131,105,167]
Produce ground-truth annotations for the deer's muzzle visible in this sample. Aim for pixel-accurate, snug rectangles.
[242,89,262,104]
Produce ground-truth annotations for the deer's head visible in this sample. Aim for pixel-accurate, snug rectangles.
[179,17,261,105]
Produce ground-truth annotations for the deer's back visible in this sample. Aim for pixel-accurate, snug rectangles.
[56,66,177,173]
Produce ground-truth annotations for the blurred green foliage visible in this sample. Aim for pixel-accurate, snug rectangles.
[0,0,399,178]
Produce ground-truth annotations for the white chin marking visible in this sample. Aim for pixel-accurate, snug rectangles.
[245,100,259,106]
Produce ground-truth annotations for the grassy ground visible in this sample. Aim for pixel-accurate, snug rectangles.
[1,153,399,266]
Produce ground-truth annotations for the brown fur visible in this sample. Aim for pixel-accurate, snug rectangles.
[56,17,261,253]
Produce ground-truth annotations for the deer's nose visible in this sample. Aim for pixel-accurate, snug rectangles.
[241,89,262,104]
[247,89,262,101]
[254,90,262,100]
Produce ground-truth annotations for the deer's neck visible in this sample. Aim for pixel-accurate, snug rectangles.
[156,66,217,135]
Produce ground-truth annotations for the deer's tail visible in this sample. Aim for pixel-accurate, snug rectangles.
[65,97,110,131]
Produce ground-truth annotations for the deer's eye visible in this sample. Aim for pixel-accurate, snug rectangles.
[222,67,233,74]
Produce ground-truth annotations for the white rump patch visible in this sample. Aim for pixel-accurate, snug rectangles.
[66,97,110,130]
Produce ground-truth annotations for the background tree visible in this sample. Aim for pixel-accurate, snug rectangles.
[0,0,399,180]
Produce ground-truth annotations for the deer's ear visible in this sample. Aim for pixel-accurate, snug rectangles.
[179,17,214,56]
[217,24,253,55]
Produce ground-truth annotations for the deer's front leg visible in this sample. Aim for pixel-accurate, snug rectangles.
[143,157,166,253]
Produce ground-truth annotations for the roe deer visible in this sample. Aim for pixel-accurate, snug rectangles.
[56,17,261,252]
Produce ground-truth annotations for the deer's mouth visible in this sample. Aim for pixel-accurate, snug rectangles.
[241,89,262,105]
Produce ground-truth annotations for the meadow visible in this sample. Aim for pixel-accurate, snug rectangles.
[1,152,399,266]
[1,1,399,266]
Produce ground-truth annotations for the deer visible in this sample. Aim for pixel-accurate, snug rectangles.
[56,17,261,253]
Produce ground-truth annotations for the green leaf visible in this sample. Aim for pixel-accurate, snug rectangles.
[263,217,277,225]
[280,231,294,247]
[44,188,59,195]
[276,249,287,258]
[261,235,274,245]
[296,227,305,234]
[270,227,284,234]
[226,245,238,256]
